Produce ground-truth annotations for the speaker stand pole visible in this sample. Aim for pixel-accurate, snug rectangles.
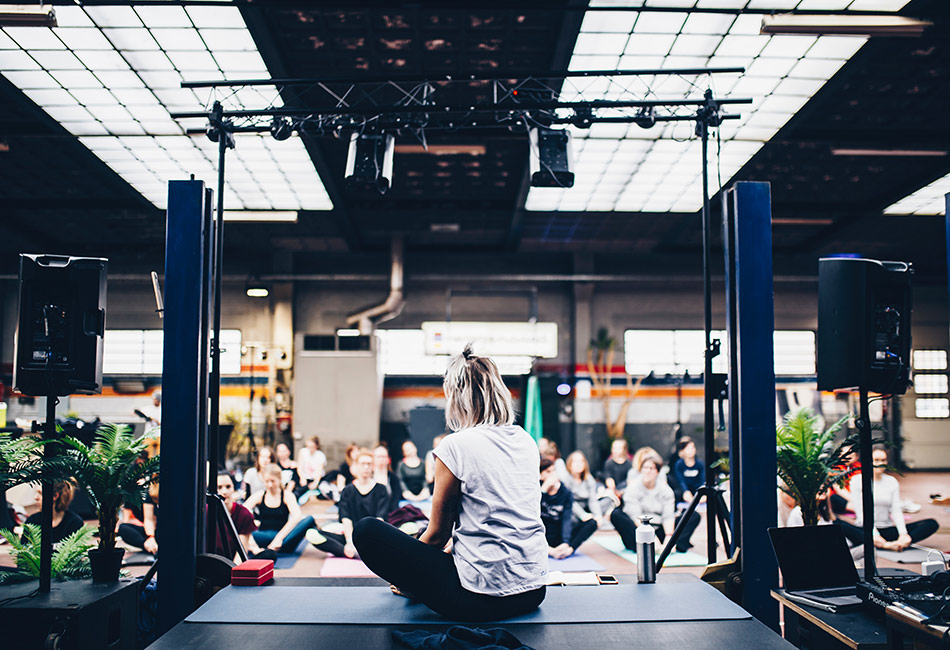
[39,391,57,593]
[857,386,876,582]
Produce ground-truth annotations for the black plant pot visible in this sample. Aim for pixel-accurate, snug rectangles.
[88,548,124,583]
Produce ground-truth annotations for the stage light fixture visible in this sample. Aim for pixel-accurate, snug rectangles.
[344,132,395,194]
[0,4,56,27]
[528,127,574,188]
[634,107,657,130]
[270,117,293,141]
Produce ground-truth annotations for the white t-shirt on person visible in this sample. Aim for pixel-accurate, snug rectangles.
[434,424,548,596]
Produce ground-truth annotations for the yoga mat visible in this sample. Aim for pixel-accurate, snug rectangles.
[122,551,155,567]
[877,545,938,564]
[273,539,309,570]
[320,558,378,578]
[547,552,604,572]
[593,535,708,567]
[186,582,751,625]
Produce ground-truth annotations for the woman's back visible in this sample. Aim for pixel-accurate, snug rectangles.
[434,424,547,596]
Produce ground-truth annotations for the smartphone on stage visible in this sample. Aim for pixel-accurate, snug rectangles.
[597,574,618,585]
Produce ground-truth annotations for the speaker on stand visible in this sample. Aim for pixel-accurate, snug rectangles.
[817,256,912,583]
[12,253,107,596]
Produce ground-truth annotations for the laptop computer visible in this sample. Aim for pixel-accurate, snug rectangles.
[769,525,862,610]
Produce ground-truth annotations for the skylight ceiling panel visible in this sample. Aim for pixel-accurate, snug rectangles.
[135,5,192,29]
[165,50,217,72]
[884,175,950,215]
[102,28,160,51]
[54,28,113,51]
[798,0,849,7]
[670,34,721,57]
[4,27,65,50]
[636,12,689,33]
[198,29,258,52]
[150,28,206,51]
[185,5,246,29]
[580,11,638,33]
[75,50,131,71]
[574,32,630,56]
[3,70,59,88]
[789,57,848,79]
[0,50,40,69]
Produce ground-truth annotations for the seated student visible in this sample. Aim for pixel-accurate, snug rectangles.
[838,447,938,550]
[323,442,359,499]
[373,443,403,515]
[352,345,547,622]
[603,438,632,499]
[397,440,430,502]
[24,480,83,544]
[564,450,612,526]
[307,448,389,558]
[296,436,327,505]
[118,482,159,554]
[424,434,445,493]
[214,472,265,560]
[830,445,859,514]
[610,454,700,554]
[275,442,303,498]
[243,464,316,553]
[242,446,273,500]
[540,458,597,558]
[672,436,704,505]
[539,438,569,482]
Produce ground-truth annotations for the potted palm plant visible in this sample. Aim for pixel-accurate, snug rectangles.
[59,423,159,583]
[776,408,857,527]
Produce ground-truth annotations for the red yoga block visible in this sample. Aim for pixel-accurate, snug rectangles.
[231,559,275,585]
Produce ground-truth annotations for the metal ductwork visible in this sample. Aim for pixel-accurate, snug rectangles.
[346,236,405,334]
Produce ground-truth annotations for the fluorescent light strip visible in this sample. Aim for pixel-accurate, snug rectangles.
[224,210,298,222]
[527,1,910,214]
[0,4,332,211]
[884,173,950,215]
[832,148,947,157]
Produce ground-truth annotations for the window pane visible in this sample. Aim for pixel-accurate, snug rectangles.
[913,349,948,371]
[915,398,949,419]
[774,330,815,375]
[914,374,948,395]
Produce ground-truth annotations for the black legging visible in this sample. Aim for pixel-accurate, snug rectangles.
[310,530,348,557]
[118,523,149,551]
[611,508,701,554]
[353,518,546,622]
[546,518,597,553]
[836,519,938,547]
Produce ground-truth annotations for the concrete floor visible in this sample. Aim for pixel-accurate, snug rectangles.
[2,471,948,580]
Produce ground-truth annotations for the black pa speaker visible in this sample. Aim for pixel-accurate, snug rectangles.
[13,254,107,397]
[817,257,912,394]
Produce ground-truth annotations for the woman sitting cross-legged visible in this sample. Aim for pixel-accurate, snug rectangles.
[353,344,548,622]
[306,447,390,558]
[610,453,700,555]
[540,458,597,559]
[243,464,316,554]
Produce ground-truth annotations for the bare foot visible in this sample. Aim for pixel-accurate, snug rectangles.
[390,585,418,600]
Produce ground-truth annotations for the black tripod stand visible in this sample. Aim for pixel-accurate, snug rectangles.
[657,90,732,571]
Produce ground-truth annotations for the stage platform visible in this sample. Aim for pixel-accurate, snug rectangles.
[150,575,792,649]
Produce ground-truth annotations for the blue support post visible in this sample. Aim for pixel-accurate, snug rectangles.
[158,180,210,633]
[945,192,950,348]
[724,181,778,630]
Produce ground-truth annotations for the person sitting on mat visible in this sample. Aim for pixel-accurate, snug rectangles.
[215,472,265,560]
[242,446,274,500]
[838,447,938,550]
[610,454,700,554]
[539,438,569,482]
[352,344,547,622]
[603,438,631,499]
[243,464,316,554]
[307,447,390,558]
[373,443,403,515]
[23,480,83,545]
[424,434,445,493]
[564,450,612,527]
[275,442,303,499]
[672,436,704,506]
[118,481,159,554]
[296,436,327,505]
[540,458,597,559]
[398,440,430,502]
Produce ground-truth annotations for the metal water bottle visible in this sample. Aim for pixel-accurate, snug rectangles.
[636,515,656,584]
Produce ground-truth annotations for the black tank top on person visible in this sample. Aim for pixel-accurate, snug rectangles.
[256,492,289,532]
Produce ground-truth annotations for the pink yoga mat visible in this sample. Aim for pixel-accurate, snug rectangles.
[320,557,378,577]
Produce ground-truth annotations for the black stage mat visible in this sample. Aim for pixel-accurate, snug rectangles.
[153,619,793,649]
[186,582,750,625]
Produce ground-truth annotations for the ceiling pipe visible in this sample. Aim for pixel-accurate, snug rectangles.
[345,235,405,334]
